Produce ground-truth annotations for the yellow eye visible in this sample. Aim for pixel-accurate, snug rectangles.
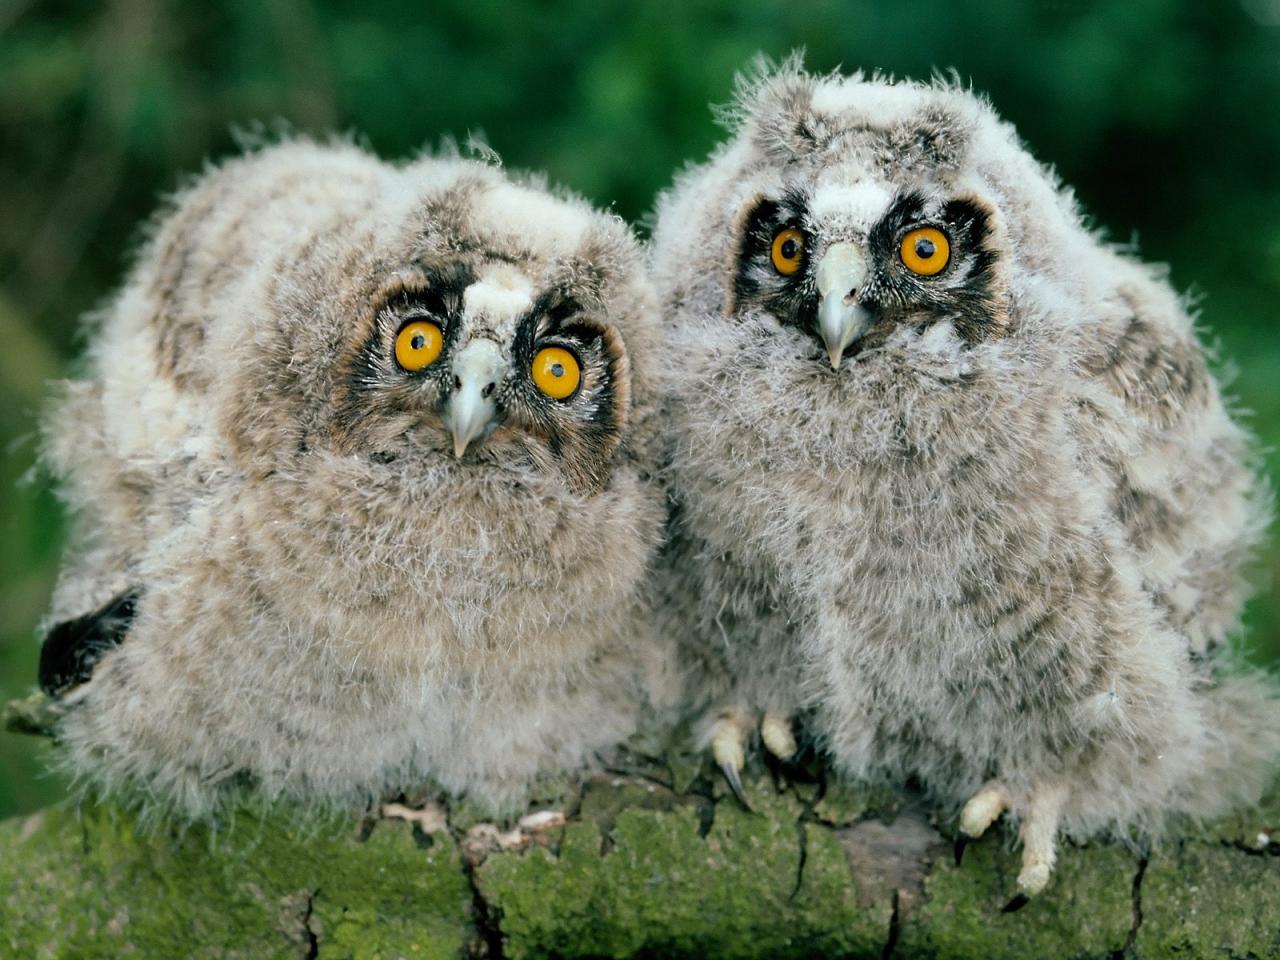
[900,227,950,276]
[394,320,443,371]
[770,228,806,275]
[531,346,581,400]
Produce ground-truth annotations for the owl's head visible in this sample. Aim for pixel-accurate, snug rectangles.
[654,59,1093,370]
[216,148,659,498]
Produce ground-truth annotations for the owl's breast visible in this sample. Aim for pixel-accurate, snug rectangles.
[218,453,664,673]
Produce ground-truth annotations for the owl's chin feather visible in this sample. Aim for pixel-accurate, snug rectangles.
[357,423,611,498]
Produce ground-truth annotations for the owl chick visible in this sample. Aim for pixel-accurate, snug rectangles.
[653,60,1279,902]
[36,138,674,818]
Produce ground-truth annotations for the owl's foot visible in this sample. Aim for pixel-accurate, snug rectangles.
[1008,781,1067,906]
[709,709,799,808]
[710,708,752,809]
[956,779,1068,910]
[760,711,797,761]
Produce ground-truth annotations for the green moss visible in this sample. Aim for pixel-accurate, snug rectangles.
[811,778,898,827]
[577,773,691,839]
[0,801,474,959]
[898,832,1136,960]
[1197,779,1280,850]
[795,823,894,953]
[5,780,1279,959]
[1138,840,1280,959]
[477,782,890,960]
[723,766,804,821]
[664,748,705,797]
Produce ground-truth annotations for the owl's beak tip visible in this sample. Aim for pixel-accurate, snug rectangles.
[818,295,869,371]
[446,339,505,460]
[446,395,494,460]
[816,244,871,371]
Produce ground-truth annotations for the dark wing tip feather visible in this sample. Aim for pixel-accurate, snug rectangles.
[38,589,139,697]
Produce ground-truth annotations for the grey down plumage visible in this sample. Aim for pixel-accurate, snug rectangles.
[38,139,674,817]
[652,61,1279,897]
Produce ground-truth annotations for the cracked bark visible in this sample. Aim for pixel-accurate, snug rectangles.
[1113,855,1147,959]
[1,719,1277,960]
[277,888,320,959]
[300,892,319,960]
[464,861,506,960]
[880,891,901,960]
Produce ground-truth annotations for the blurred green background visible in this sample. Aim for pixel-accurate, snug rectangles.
[2,0,1278,819]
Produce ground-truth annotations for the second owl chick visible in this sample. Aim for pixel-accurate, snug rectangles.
[37,139,674,817]
[654,61,1279,902]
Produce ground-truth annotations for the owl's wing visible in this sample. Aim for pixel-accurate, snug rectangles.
[38,588,139,698]
[37,145,379,688]
[1079,268,1260,658]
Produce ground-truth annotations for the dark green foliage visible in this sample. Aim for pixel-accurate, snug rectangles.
[2,0,1278,818]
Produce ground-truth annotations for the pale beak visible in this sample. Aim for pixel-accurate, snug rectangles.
[815,241,872,369]
[445,339,506,458]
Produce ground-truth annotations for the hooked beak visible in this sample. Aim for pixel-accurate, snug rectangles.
[445,339,505,458]
[815,242,872,369]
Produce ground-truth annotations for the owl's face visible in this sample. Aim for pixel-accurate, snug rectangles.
[333,257,629,495]
[221,162,655,500]
[658,68,1058,375]
[730,182,1006,367]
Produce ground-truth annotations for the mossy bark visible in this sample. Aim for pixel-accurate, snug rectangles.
[2,726,1277,959]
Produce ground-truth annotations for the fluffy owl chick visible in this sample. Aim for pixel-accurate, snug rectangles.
[37,139,673,818]
[653,60,1278,900]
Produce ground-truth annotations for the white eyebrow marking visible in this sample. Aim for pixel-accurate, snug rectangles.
[808,180,894,235]
[462,265,535,343]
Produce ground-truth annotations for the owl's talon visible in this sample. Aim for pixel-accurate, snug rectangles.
[959,780,1009,838]
[710,712,751,809]
[760,712,797,761]
[719,759,751,809]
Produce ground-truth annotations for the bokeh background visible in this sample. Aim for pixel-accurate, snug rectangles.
[2,0,1279,819]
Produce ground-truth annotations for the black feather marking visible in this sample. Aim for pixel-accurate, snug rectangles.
[38,589,139,697]
[509,296,624,492]
[860,191,1007,346]
[1001,893,1031,913]
[729,192,816,330]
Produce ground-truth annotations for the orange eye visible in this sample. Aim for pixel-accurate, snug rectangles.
[394,320,443,371]
[770,228,806,275]
[900,227,950,276]
[531,346,581,400]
